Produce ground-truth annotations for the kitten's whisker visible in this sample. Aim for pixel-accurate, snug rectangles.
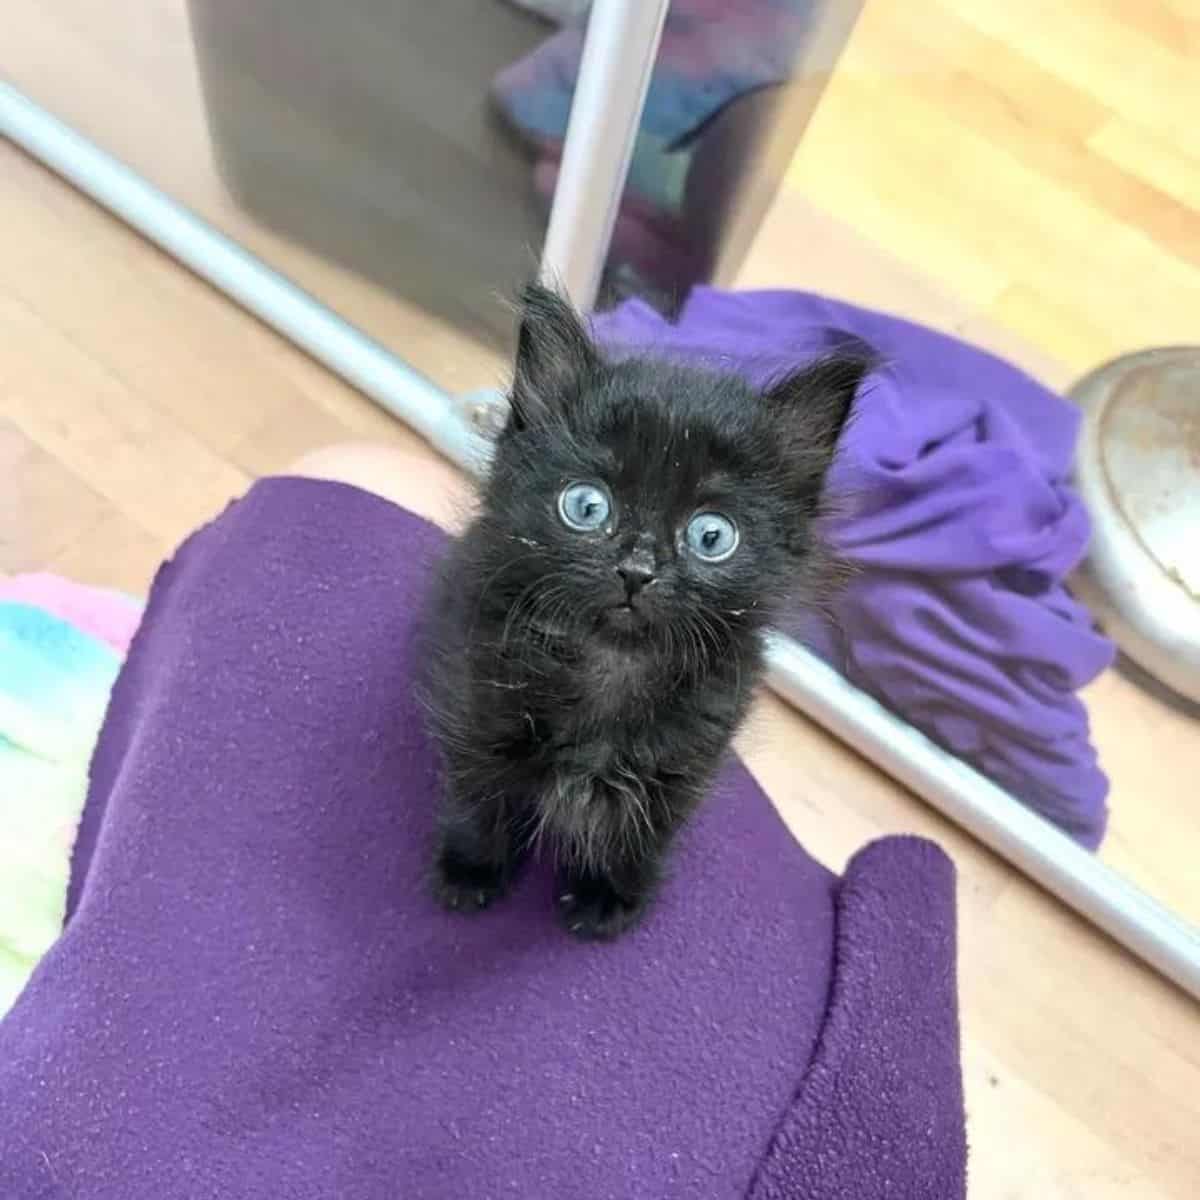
[496,572,579,666]
[696,608,746,704]
[498,574,563,651]
[463,549,545,648]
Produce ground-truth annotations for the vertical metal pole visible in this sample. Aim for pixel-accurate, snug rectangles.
[538,0,669,311]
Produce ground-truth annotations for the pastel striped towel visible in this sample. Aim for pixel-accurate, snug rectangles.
[0,575,142,1014]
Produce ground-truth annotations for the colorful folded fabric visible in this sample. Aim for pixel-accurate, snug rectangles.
[0,581,141,1014]
[493,0,822,296]
[494,0,817,162]
[0,573,141,655]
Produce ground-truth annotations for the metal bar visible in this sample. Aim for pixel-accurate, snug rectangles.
[538,0,669,310]
[0,80,491,474]
[765,634,1200,999]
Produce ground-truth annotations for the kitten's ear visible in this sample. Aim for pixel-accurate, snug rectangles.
[762,349,874,490]
[509,283,601,430]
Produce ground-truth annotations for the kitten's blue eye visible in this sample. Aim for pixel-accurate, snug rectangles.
[558,482,612,532]
[685,512,739,562]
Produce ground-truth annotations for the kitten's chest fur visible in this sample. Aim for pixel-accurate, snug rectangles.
[516,631,756,773]
[574,641,659,719]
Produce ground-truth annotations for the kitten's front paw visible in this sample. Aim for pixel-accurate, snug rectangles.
[433,850,508,914]
[557,878,646,941]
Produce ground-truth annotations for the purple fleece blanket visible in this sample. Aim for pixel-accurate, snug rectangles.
[0,479,965,1198]
[594,289,1115,848]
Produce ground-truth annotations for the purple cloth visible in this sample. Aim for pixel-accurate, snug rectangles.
[0,478,965,1198]
[593,288,1115,848]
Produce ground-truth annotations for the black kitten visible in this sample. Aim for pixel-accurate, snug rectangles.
[425,284,866,940]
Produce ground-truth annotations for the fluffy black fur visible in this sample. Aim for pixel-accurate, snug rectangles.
[424,284,868,940]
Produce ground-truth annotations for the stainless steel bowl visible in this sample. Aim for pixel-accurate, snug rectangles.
[1069,347,1200,705]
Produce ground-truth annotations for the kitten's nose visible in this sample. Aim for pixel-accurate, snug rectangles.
[617,560,657,598]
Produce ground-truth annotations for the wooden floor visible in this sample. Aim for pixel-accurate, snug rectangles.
[2,1,1199,1197]
[788,0,1200,377]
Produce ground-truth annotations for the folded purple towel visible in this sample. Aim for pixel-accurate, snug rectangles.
[593,288,1115,848]
[0,478,965,1198]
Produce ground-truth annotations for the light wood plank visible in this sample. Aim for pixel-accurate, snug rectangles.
[788,0,1200,373]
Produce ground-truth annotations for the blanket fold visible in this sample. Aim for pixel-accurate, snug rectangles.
[0,478,965,1198]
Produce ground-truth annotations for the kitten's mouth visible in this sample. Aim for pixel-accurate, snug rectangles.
[600,601,648,633]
